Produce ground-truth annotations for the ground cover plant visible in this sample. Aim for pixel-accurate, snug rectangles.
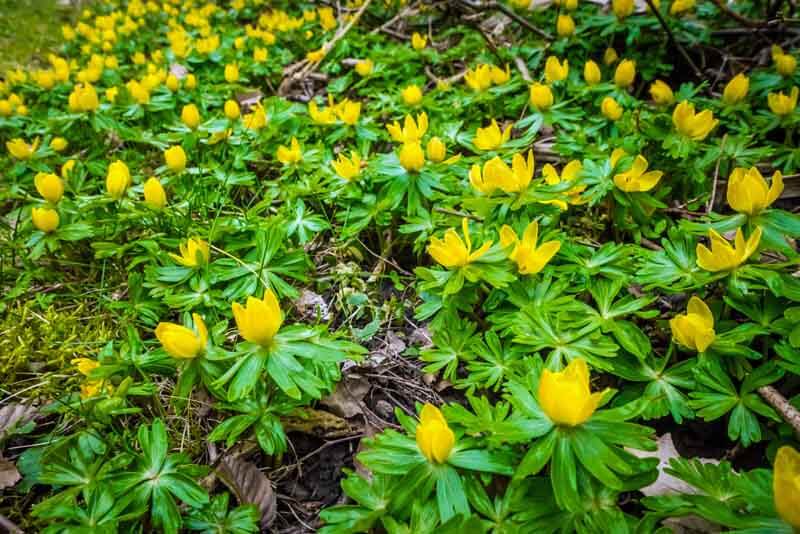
[1,0,800,532]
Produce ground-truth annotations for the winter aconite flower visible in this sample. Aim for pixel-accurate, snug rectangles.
[670,296,715,353]
[277,137,303,164]
[50,137,68,152]
[544,56,569,83]
[538,359,606,427]
[68,83,99,112]
[106,160,131,199]
[601,96,623,121]
[670,0,695,14]
[649,80,674,105]
[415,404,455,464]
[399,142,425,172]
[473,120,511,151]
[696,227,762,272]
[32,207,59,233]
[768,87,799,117]
[722,73,749,105]
[542,161,585,209]
[411,32,427,50]
[181,104,201,128]
[426,137,447,163]
[224,99,240,120]
[470,151,534,194]
[465,64,493,92]
[672,100,718,141]
[334,99,361,125]
[428,218,492,268]
[727,167,783,217]
[35,173,64,204]
[170,238,210,267]
[500,221,561,275]
[612,0,634,18]
[386,112,428,143]
[401,85,423,106]
[614,59,636,88]
[143,177,167,209]
[331,151,361,181]
[355,59,373,77]
[584,60,601,85]
[773,46,797,77]
[556,14,575,37]
[232,288,283,346]
[611,149,663,192]
[6,138,39,160]
[164,146,187,173]
[224,63,239,83]
[529,83,554,111]
[774,446,800,528]
[243,105,267,130]
[604,47,619,65]
[155,313,208,359]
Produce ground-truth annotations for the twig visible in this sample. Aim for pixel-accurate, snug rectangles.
[484,0,553,40]
[759,385,800,435]
[706,134,728,213]
[642,0,703,78]
[433,207,483,221]
[514,56,533,83]
[0,515,22,534]
[370,0,421,34]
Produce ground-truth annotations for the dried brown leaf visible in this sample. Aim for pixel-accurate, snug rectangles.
[217,456,276,529]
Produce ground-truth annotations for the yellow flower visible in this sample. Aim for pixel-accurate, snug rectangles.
[490,64,511,85]
[538,358,606,426]
[232,288,283,346]
[670,0,695,14]
[185,74,197,90]
[426,137,447,163]
[31,207,59,233]
[584,60,601,86]
[335,99,361,125]
[170,237,210,267]
[155,313,208,359]
[773,46,797,77]
[386,112,428,143]
[672,100,718,140]
[7,138,39,160]
[126,80,150,104]
[604,47,619,65]
[696,227,762,272]
[243,105,267,130]
[277,137,303,164]
[309,100,337,125]
[224,63,239,83]
[319,7,337,30]
[670,296,715,352]
[399,142,425,172]
[355,58,373,77]
[541,160,586,209]
[614,59,636,88]
[106,160,131,199]
[182,104,201,129]
[411,32,427,50]
[722,73,749,105]
[774,446,800,528]
[465,64,493,92]
[254,47,268,62]
[500,221,561,275]
[50,137,68,152]
[68,83,99,112]
[34,70,55,90]
[613,0,634,18]
[164,145,187,173]
[415,404,455,464]
[61,160,76,179]
[649,80,674,105]
[726,167,783,217]
[307,48,326,63]
[331,151,362,181]
[224,99,241,120]
[166,74,179,91]
[143,177,167,209]
[35,173,64,204]
[473,119,511,151]
[544,56,569,84]
[71,357,99,376]
[470,151,534,194]
[601,96,623,121]
[529,83,554,111]
[401,84,423,106]
[556,14,575,37]
[105,87,118,102]
[611,148,663,192]
[428,218,492,268]
[768,87,799,117]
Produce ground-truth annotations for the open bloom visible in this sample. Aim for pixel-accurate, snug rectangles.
[415,404,455,464]
[539,358,606,426]
[672,101,718,141]
[331,151,361,181]
[722,73,749,105]
[584,60,601,85]
[650,80,674,105]
[309,99,337,125]
[670,296,715,352]
[143,177,167,209]
[428,218,492,268]
[32,207,59,233]
[243,105,267,130]
[399,142,425,172]
[232,288,283,346]
[277,137,303,164]
[611,149,663,192]
[490,64,510,84]
[601,96,623,121]
[473,119,511,151]
[411,32,427,50]
[768,87,799,116]
[386,112,428,143]
[500,221,561,275]
[164,145,187,172]
[401,84,423,106]
[544,56,569,83]
[465,64,493,92]
[68,83,99,112]
[155,313,208,359]
[541,161,585,209]
[35,173,64,204]
[727,167,783,216]
[170,238,210,267]
[469,151,534,194]
[106,160,131,199]
[529,83,554,111]
[614,59,636,88]
[774,446,800,528]
[7,138,39,160]
[334,98,361,125]
[696,227,762,272]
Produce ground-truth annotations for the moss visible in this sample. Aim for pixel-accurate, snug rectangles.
[0,0,77,71]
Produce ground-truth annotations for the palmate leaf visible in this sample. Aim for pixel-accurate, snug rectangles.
[636,226,713,291]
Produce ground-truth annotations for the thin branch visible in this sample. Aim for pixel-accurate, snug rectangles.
[642,0,703,78]
[706,134,728,213]
[759,385,800,435]
[484,0,553,40]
